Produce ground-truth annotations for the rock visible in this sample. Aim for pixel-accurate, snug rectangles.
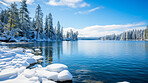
[58,70,72,81]
[46,63,68,72]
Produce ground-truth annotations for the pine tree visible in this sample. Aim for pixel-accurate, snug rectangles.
[48,13,54,39]
[35,4,43,40]
[20,0,30,37]
[7,2,19,31]
[61,27,63,40]
[44,15,48,39]
[57,21,61,40]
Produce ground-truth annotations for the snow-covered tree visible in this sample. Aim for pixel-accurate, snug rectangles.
[20,0,30,37]
[7,3,19,30]
[35,4,43,40]
[48,13,54,40]
[57,21,60,40]
[44,15,48,39]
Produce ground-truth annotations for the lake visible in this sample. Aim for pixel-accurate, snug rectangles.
[1,40,148,83]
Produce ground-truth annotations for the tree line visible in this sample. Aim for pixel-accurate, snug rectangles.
[0,0,78,42]
[100,25,148,40]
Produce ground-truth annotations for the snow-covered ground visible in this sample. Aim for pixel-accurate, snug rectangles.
[0,46,72,83]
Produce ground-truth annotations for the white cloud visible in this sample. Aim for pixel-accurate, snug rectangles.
[46,0,89,8]
[64,22,146,37]
[0,1,8,6]
[75,6,104,14]
[2,0,34,5]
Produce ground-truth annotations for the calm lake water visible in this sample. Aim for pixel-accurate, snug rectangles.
[1,40,148,83]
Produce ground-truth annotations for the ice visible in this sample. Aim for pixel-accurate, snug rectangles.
[58,70,72,81]
[46,63,68,72]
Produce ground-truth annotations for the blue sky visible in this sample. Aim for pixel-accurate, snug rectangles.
[0,0,148,37]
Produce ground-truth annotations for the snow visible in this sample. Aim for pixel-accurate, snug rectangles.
[26,58,37,64]
[34,49,40,52]
[42,80,56,83]
[25,49,33,53]
[58,70,73,81]
[0,37,6,41]
[9,37,18,42]
[33,56,43,60]
[35,69,58,81]
[23,69,35,78]
[0,68,17,81]
[0,46,73,82]
[46,63,68,72]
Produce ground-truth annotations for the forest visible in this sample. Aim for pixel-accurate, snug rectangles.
[100,26,148,40]
[0,0,78,42]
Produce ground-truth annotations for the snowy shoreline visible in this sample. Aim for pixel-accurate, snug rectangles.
[0,46,72,83]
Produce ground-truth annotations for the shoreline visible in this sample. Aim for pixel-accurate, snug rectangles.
[0,46,73,83]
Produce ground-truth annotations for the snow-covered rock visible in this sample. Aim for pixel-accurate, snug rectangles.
[33,56,43,60]
[34,49,40,52]
[0,68,17,81]
[36,70,58,81]
[10,48,24,54]
[46,63,68,72]
[23,69,35,78]
[26,58,37,64]
[25,49,33,53]
[42,80,56,83]
[0,46,73,82]
[58,70,72,81]
[29,76,39,81]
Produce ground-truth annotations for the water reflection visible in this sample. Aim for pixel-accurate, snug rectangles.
[34,41,63,67]
[63,41,78,55]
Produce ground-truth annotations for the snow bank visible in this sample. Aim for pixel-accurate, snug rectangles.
[46,64,68,72]
[58,70,73,81]
[0,46,73,83]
